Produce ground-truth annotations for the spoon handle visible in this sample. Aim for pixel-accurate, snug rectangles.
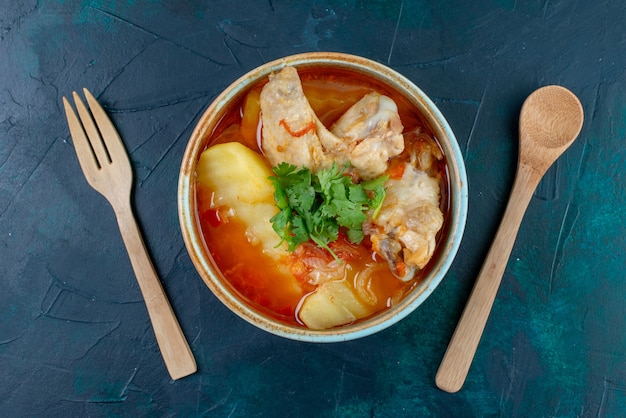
[436,163,540,393]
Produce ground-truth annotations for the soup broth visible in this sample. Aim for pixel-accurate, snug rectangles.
[195,67,449,327]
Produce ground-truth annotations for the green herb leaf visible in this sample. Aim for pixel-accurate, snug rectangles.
[269,163,387,258]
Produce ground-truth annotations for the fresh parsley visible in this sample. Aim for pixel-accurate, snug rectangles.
[269,162,387,261]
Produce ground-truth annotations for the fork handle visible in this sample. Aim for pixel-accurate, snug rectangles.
[114,205,197,380]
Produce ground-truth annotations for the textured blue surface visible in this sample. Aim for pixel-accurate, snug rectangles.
[1,0,625,416]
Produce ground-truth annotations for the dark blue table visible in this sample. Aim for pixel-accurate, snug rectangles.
[2,1,625,416]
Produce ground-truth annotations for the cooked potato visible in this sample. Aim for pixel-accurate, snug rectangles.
[239,89,261,148]
[298,279,371,330]
[196,142,287,257]
[197,142,275,205]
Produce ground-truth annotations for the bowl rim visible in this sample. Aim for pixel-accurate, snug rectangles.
[178,52,468,342]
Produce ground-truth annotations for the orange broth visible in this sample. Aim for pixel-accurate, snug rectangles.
[196,68,450,327]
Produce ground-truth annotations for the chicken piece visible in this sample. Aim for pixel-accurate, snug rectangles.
[403,129,444,175]
[369,161,444,281]
[330,92,405,179]
[259,67,404,180]
[260,66,442,281]
[259,66,341,173]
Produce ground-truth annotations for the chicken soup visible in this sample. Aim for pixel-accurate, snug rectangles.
[195,66,449,330]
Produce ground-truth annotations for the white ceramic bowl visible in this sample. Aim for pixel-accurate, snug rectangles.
[178,52,468,342]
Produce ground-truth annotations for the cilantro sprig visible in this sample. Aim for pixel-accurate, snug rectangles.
[269,162,387,261]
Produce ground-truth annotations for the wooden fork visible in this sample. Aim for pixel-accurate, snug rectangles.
[63,88,196,380]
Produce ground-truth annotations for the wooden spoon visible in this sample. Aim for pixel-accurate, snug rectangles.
[435,85,584,393]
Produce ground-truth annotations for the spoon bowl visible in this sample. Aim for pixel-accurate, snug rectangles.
[519,85,585,176]
[435,85,583,393]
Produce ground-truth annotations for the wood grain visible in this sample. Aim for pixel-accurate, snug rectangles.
[436,86,583,392]
[64,89,197,380]
[115,204,197,380]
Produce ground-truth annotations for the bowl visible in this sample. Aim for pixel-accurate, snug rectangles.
[178,52,468,342]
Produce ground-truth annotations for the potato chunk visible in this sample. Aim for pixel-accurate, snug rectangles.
[197,142,275,205]
[298,280,371,330]
[196,142,287,257]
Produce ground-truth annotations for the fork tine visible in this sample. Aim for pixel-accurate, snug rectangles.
[83,88,130,167]
[63,96,100,186]
[72,91,111,168]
